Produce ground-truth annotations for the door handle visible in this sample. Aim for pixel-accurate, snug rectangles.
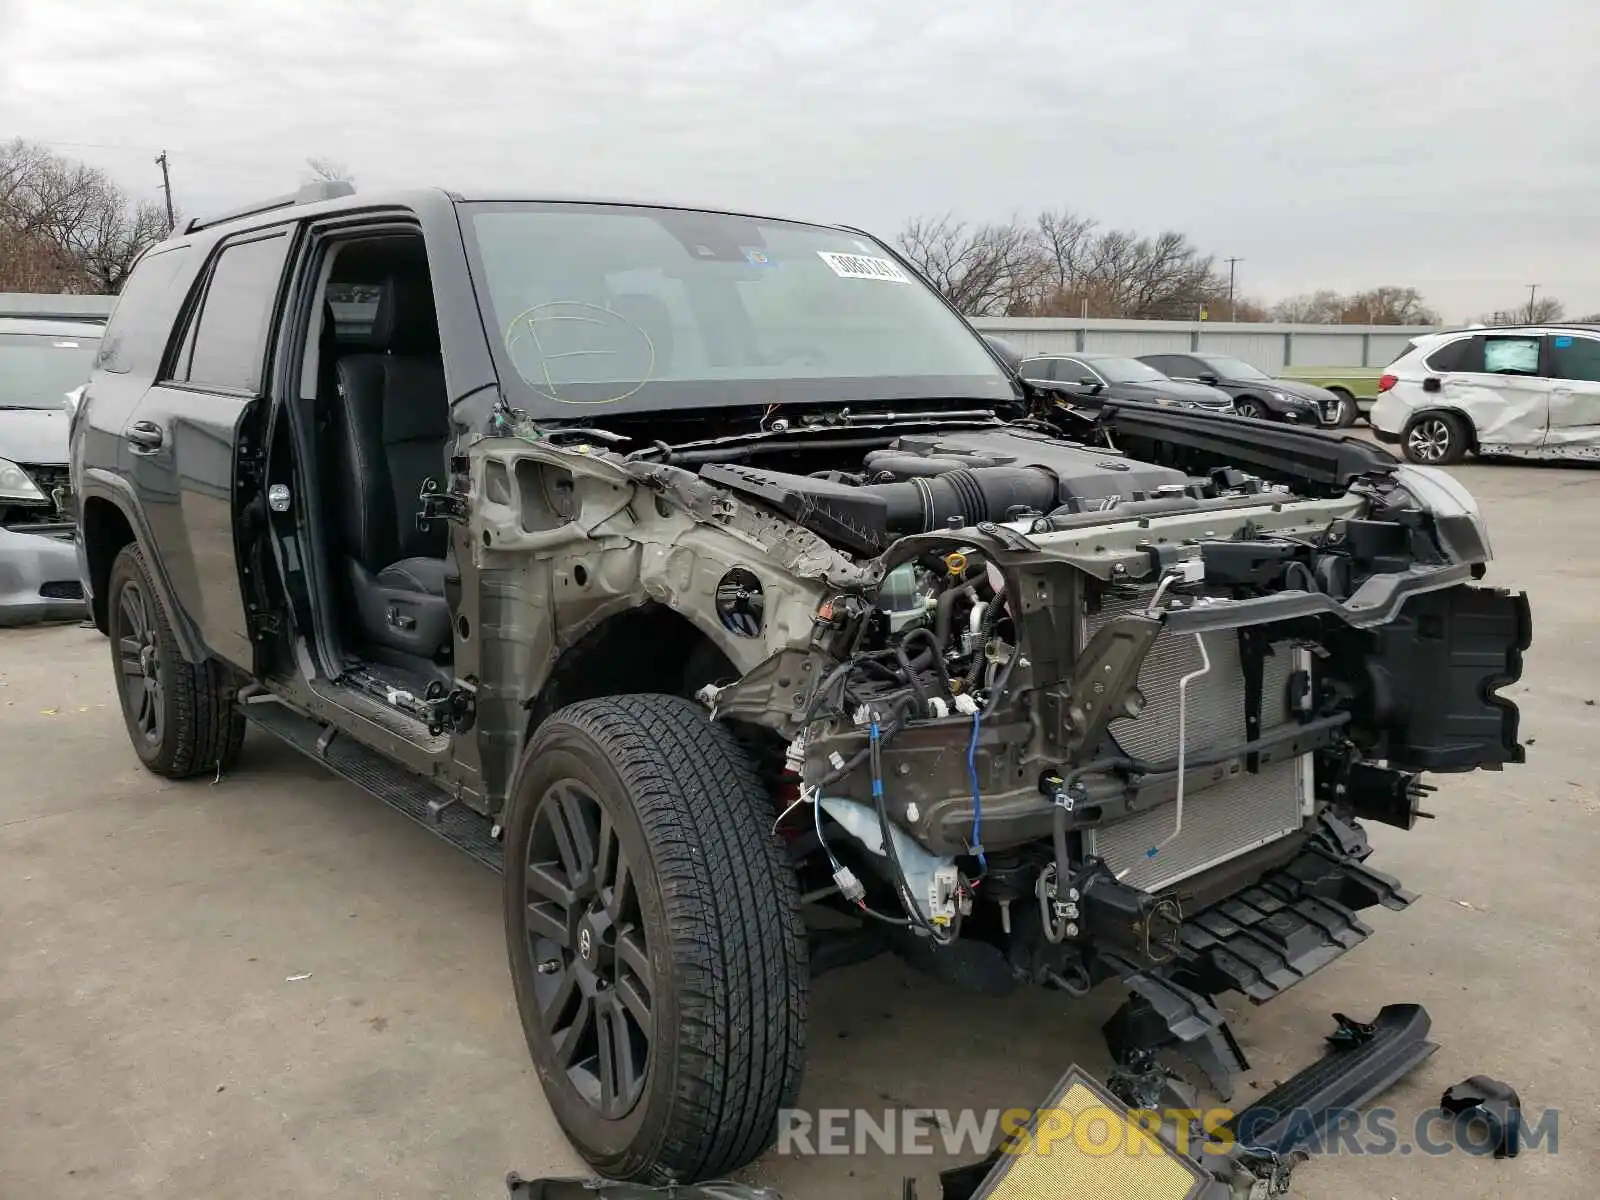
[127,421,164,451]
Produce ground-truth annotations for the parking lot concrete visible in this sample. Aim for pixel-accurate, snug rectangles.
[2,459,1596,1200]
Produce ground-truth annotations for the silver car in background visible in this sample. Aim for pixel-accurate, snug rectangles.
[0,315,101,625]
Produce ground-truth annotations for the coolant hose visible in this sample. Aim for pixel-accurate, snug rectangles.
[933,584,975,652]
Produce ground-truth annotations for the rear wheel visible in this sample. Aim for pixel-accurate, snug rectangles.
[106,543,244,778]
[504,694,808,1183]
[1403,412,1469,465]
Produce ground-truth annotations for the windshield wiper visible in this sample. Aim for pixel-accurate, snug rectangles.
[625,408,1002,464]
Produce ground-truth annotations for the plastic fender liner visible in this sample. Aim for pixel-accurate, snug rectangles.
[1336,584,1531,771]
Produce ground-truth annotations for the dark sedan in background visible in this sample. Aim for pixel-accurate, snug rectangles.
[1137,352,1348,426]
[1019,352,1237,413]
[1,315,99,625]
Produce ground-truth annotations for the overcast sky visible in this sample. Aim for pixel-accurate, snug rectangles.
[4,0,1596,320]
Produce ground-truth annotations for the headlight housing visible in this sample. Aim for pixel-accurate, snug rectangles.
[0,458,46,502]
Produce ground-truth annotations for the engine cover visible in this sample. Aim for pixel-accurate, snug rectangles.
[700,428,1190,554]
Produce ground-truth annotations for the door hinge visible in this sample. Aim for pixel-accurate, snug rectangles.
[424,677,478,737]
[417,476,469,531]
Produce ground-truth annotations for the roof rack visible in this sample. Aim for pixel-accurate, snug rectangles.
[183,180,355,235]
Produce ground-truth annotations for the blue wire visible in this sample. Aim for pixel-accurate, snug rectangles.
[966,711,988,870]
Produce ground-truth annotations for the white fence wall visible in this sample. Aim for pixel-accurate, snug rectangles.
[969,317,1439,372]
[0,292,116,320]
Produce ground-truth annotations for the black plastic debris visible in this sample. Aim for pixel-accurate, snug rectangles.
[506,1176,778,1200]
[1439,1076,1523,1159]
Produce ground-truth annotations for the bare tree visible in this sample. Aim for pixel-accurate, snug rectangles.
[1,139,172,294]
[1027,208,1098,306]
[1340,286,1438,325]
[305,156,355,186]
[1271,290,1346,323]
[896,214,1047,317]
[895,206,1442,324]
[1480,297,1568,325]
[1574,310,1600,324]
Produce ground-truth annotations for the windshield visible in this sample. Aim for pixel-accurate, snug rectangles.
[463,203,1013,416]
[0,333,99,409]
[1092,357,1168,384]
[1198,355,1271,381]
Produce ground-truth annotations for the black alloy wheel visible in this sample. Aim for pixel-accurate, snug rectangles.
[523,778,653,1119]
[114,577,165,748]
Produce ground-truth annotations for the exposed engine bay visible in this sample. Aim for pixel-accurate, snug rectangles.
[469,399,1529,1102]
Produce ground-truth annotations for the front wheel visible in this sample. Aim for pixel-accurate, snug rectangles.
[1403,412,1469,465]
[1234,397,1267,419]
[504,694,808,1184]
[106,543,244,778]
[1329,388,1359,428]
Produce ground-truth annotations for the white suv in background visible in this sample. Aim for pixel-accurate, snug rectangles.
[1371,324,1600,464]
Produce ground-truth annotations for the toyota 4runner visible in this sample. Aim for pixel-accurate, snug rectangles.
[71,183,1530,1184]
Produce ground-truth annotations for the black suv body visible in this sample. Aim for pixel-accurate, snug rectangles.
[73,184,1530,1186]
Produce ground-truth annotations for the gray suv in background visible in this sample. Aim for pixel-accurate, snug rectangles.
[0,314,99,625]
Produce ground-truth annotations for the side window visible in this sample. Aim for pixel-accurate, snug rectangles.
[1062,359,1097,383]
[1422,336,1480,373]
[1149,355,1189,376]
[1550,335,1600,383]
[170,233,290,394]
[1482,335,1541,377]
[96,247,192,376]
[1020,358,1056,383]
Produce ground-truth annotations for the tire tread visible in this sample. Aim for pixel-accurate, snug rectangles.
[529,694,807,1183]
[109,544,245,780]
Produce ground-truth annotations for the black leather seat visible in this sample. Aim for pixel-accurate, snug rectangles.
[329,271,454,661]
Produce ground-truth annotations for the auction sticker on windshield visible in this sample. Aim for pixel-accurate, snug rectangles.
[817,251,910,282]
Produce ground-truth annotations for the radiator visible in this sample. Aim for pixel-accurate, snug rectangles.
[1082,593,1311,893]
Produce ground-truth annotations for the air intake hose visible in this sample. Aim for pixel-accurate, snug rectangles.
[874,467,1059,535]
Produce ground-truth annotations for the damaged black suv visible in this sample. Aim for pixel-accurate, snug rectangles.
[71,183,1530,1184]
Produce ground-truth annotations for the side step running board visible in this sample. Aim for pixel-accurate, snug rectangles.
[243,700,503,872]
[1223,1003,1438,1156]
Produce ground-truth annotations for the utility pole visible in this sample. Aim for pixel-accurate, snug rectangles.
[155,151,176,234]
[1225,257,1243,322]
[1525,284,1539,324]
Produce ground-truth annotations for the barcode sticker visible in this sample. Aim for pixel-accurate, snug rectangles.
[817,251,910,283]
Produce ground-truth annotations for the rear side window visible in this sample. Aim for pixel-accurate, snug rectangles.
[1421,336,1478,372]
[170,233,290,393]
[1483,335,1541,376]
[1019,358,1056,383]
[1142,355,1186,375]
[1551,334,1600,383]
[96,247,192,376]
[1386,339,1419,367]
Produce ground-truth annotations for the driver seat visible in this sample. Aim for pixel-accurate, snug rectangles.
[329,269,455,662]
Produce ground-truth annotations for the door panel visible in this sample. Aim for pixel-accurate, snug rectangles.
[1547,333,1600,455]
[125,388,255,665]
[132,230,292,670]
[1440,333,1550,450]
